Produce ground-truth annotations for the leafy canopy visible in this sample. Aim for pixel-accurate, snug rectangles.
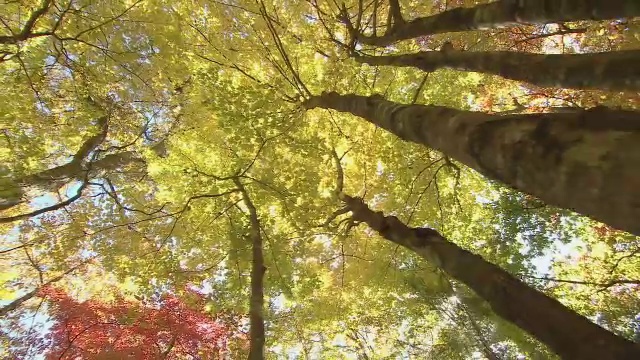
[1,0,639,358]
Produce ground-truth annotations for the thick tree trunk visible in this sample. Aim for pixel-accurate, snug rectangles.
[234,178,266,360]
[355,49,640,91]
[353,0,640,46]
[341,194,640,359]
[304,92,640,236]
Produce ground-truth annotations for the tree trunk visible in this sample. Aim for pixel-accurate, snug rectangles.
[355,49,640,91]
[352,0,640,46]
[234,178,266,360]
[341,194,640,359]
[304,92,640,236]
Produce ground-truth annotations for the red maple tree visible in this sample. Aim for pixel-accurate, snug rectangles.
[35,286,237,359]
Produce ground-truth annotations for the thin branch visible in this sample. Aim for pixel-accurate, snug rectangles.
[411,73,429,104]
[0,181,90,224]
[520,274,640,289]
[0,0,53,44]
[0,260,91,316]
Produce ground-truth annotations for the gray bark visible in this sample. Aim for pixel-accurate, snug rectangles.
[341,194,640,359]
[355,48,640,91]
[304,92,640,235]
[349,0,640,46]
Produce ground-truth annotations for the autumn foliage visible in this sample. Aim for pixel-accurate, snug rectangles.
[36,287,235,360]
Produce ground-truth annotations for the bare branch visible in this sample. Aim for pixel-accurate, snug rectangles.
[520,274,640,289]
[0,181,89,224]
[0,259,90,316]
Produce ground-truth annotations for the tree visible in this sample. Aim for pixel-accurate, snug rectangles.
[233,178,267,360]
[354,46,640,91]
[16,286,237,359]
[323,149,640,359]
[337,193,640,359]
[319,1,640,235]
[304,92,640,236]
[342,0,640,46]
[2,0,640,359]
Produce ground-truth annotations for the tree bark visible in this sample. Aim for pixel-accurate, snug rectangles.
[340,194,640,359]
[304,92,640,236]
[234,178,266,360]
[350,0,640,46]
[355,49,640,91]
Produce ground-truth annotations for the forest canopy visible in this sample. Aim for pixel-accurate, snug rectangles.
[1,0,640,359]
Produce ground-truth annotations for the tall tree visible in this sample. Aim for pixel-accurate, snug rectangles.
[338,193,640,359]
[326,150,640,359]
[354,46,640,91]
[304,92,640,236]
[3,0,640,358]
[342,0,640,46]
[234,177,267,360]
